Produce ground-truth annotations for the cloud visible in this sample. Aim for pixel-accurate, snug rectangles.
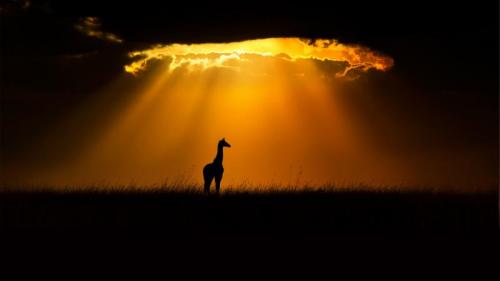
[74,17,123,44]
[61,50,100,60]
[123,38,393,77]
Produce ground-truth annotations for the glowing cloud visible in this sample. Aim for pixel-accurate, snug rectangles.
[75,17,123,44]
[124,38,393,77]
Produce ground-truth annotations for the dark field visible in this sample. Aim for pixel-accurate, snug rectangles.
[0,188,498,273]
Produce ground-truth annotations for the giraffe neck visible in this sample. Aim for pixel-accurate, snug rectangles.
[214,145,223,164]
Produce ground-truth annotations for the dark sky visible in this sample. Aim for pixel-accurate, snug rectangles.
[1,0,498,187]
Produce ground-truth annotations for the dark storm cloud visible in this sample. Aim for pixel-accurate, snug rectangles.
[40,0,496,95]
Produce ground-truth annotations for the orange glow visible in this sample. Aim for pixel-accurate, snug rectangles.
[124,37,393,76]
[4,37,495,191]
[11,38,404,189]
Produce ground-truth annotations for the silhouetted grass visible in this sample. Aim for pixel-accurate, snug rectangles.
[0,186,497,273]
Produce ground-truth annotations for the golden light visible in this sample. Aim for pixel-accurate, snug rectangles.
[4,37,409,190]
[123,37,393,76]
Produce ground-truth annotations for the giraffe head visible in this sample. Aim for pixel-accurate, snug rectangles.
[219,138,231,148]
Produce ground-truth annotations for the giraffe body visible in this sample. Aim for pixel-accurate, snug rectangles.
[203,138,231,194]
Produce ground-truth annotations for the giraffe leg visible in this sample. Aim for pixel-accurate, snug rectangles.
[204,176,213,194]
[215,173,223,194]
[203,165,213,194]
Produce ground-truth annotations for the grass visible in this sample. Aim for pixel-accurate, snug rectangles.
[0,185,498,273]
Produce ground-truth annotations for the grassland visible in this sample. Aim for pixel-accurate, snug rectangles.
[0,186,498,273]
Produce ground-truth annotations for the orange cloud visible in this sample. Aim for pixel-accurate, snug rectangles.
[74,17,123,44]
[124,38,393,77]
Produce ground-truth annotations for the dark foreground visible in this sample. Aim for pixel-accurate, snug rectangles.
[0,189,498,273]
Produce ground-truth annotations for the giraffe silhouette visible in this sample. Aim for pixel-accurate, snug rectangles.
[203,138,231,194]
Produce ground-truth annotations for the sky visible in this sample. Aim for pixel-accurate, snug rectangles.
[0,1,498,191]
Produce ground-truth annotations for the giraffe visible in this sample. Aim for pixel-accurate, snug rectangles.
[203,138,231,194]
